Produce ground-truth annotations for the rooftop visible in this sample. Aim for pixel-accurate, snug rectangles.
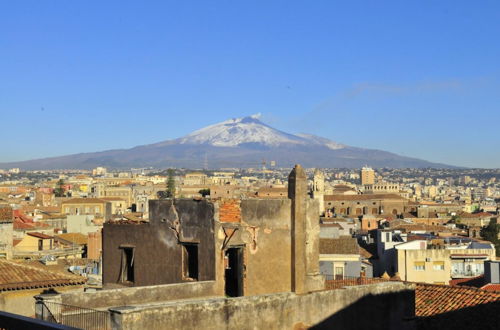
[320,237,360,255]
[27,232,53,239]
[55,233,88,246]
[415,283,500,317]
[0,259,86,291]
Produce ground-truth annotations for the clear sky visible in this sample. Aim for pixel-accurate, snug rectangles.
[1,1,499,168]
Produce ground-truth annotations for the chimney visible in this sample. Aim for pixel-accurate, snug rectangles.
[484,261,500,284]
[288,164,324,294]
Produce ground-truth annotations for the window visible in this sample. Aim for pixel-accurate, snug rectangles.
[120,247,135,283]
[385,232,390,242]
[334,266,344,280]
[182,243,198,280]
[95,206,100,213]
[414,261,425,271]
[433,262,445,271]
[65,207,70,214]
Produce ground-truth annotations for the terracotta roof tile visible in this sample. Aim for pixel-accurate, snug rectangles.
[0,259,86,291]
[415,283,500,317]
[320,237,360,255]
[27,232,53,239]
[55,233,88,245]
[449,275,484,287]
[481,284,500,292]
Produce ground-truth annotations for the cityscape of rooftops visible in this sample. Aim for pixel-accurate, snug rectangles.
[0,1,499,329]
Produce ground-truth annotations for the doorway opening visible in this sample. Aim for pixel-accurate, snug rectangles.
[224,247,244,297]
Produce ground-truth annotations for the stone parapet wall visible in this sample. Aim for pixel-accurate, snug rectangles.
[58,280,219,309]
[109,282,415,330]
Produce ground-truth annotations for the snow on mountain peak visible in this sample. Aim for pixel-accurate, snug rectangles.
[177,115,344,149]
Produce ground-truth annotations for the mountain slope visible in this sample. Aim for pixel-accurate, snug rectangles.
[0,115,455,169]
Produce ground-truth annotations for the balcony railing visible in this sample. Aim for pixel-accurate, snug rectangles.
[451,270,484,278]
[37,300,110,330]
[12,246,84,258]
[324,276,392,290]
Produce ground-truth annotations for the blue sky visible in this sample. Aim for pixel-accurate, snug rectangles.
[1,1,499,168]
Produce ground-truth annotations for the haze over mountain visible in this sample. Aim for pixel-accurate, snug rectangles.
[1,115,454,170]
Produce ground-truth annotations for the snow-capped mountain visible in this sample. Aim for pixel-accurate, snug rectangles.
[177,115,305,147]
[0,115,455,170]
[176,114,345,150]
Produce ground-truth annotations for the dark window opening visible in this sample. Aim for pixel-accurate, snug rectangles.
[121,247,135,283]
[225,247,244,297]
[182,244,198,280]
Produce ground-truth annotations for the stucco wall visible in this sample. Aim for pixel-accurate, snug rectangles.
[109,282,415,330]
[397,248,496,284]
[239,199,293,296]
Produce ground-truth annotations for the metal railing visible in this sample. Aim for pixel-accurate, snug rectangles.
[39,301,110,330]
[0,310,76,330]
[324,276,392,290]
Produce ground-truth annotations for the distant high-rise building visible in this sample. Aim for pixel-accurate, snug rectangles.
[92,167,107,176]
[361,167,375,185]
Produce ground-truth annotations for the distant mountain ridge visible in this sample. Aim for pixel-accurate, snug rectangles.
[0,115,455,169]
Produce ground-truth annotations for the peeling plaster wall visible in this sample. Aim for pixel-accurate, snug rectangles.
[235,199,292,296]
[102,199,215,287]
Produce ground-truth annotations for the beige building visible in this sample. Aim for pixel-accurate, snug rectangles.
[361,167,375,185]
[99,197,128,215]
[183,172,208,186]
[395,240,496,284]
[178,184,211,198]
[364,182,399,194]
[0,259,85,317]
[14,232,54,253]
[0,205,13,259]
[61,198,112,221]
[98,186,133,206]
[324,193,408,217]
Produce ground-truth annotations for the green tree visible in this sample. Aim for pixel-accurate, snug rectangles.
[166,169,176,198]
[54,179,65,197]
[481,217,500,255]
[199,188,210,197]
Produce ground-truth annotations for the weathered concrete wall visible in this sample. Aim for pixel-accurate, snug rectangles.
[109,282,415,330]
[59,281,218,309]
[239,199,293,296]
[103,199,215,287]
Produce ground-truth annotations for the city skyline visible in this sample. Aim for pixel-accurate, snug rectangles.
[1,1,500,168]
